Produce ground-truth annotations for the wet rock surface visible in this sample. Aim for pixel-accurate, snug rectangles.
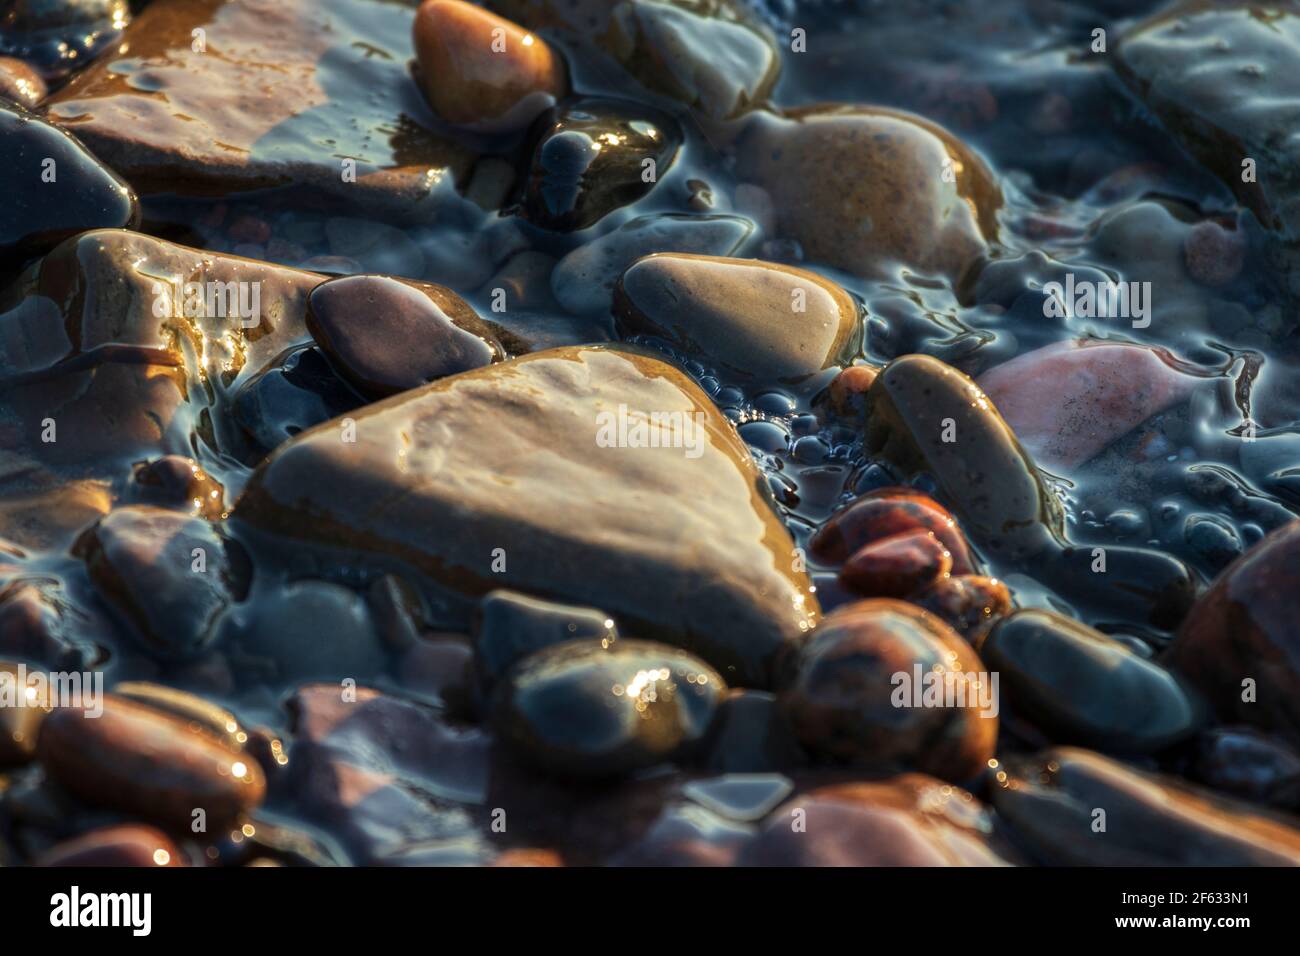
[37,694,266,832]
[0,56,46,108]
[733,106,1000,281]
[779,599,997,782]
[413,0,566,132]
[993,747,1300,866]
[1,103,138,264]
[978,340,1208,472]
[552,213,754,317]
[306,275,502,396]
[515,98,681,231]
[493,638,724,778]
[45,0,475,218]
[73,507,245,661]
[742,775,1017,866]
[982,609,1204,753]
[1165,520,1300,745]
[1,0,1299,871]
[0,0,129,81]
[864,354,1063,563]
[1114,1,1300,240]
[614,254,859,385]
[234,345,819,687]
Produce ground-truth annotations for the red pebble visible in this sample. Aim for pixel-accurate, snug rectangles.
[912,575,1012,644]
[810,487,976,573]
[839,529,952,598]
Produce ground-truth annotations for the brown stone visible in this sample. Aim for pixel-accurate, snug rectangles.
[413,0,565,132]
[1165,521,1300,745]
[734,106,1000,282]
[38,694,265,832]
[613,254,859,386]
[45,0,475,221]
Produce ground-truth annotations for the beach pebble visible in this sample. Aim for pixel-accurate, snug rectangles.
[413,0,565,132]
[493,638,725,778]
[779,599,997,781]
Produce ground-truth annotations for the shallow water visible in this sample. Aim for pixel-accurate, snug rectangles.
[3,0,1300,866]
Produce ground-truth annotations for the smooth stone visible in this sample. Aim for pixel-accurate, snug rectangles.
[288,684,493,864]
[233,345,820,687]
[307,275,502,396]
[516,97,680,232]
[473,590,617,692]
[607,0,779,120]
[492,638,725,778]
[488,0,777,119]
[613,254,860,385]
[1042,544,1199,632]
[1164,521,1300,744]
[864,354,1063,563]
[127,456,227,520]
[223,580,386,684]
[1192,726,1300,811]
[0,0,128,80]
[44,0,474,221]
[232,346,363,459]
[977,340,1205,472]
[110,681,249,753]
[810,488,976,573]
[0,56,45,107]
[742,775,1015,866]
[992,746,1300,865]
[1,102,138,263]
[778,599,997,782]
[73,506,244,661]
[36,825,184,867]
[552,213,754,317]
[983,609,1203,752]
[37,694,265,832]
[733,106,1000,281]
[839,529,952,599]
[413,0,565,132]
[1114,2,1300,240]
[0,230,326,472]
[910,574,1011,644]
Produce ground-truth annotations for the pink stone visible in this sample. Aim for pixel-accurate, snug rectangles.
[977,339,1205,471]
